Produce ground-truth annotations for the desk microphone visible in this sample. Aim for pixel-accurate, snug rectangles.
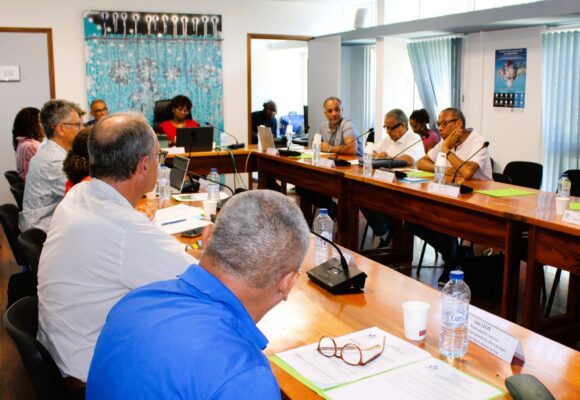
[206,122,245,150]
[450,141,490,193]
[371,137,424,173]
[330,128,374,167]
[307,231,367,294]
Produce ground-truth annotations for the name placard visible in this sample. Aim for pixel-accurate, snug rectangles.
[373,169,396,183]
[428,182,460,198]
[318,158,336,168]
[468,306,525,364]
[266,148,279,156]
[562,209,580,226]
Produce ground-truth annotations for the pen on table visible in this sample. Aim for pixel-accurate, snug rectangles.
[161,218,187,226]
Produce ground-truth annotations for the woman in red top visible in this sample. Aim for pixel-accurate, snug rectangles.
[409,108,440,153]
[158,95,200,145]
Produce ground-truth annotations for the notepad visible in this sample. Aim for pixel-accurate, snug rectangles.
[569,202,580,210]
[289,153,312,159]
[403,170,434,178]
[476,188,534,197]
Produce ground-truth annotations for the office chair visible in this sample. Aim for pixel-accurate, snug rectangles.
[492,172,512,184]
[503,161,543,189]
[18,228,47,278]
[5,170,24,186]
[3,296,85,400]
[10,181,25,211]
[0,203,28,266]
[545,169,580,318]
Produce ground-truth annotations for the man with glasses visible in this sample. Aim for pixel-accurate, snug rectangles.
[85,99,109,126]
[414,107,492,285]
[87,190,310,399]
[20,99,84,231]
[363,109,425,248]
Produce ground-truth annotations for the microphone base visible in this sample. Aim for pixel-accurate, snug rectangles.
[449,182,474,194]
[182,178,200,193]
[227,143,245,150]
[332,158,351,167]
[307,258,367,294]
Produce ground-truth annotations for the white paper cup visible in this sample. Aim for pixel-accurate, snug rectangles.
[555,197,570,215]
[203,200,217,220]
[145,186,157,200]
[402,301,430,341]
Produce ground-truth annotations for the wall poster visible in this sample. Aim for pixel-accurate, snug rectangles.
[493,48,527,109]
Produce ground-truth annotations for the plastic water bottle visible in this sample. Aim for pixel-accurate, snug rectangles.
[312,142,321,166]
[207,168,220,201]
[286,125,293,150]
[558,173,571,198]
[434,152,447,184]
[313,209,333,265]
[157,165,171,201]
[439,270,471,358]
[363,142,374,177]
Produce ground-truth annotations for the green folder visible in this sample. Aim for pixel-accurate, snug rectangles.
[476,188,534,197]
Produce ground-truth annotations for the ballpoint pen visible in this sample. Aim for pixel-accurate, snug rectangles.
[161,218,187,226]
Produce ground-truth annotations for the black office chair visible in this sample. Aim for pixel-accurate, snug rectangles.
[492,172,512,184]
[503,161,543,189]
[3,297,84,400]
[545,169,580,318]
[153,99,192,133]
[18,228,47,279]
[5,170,24,186]
[10,181,25,211]
[0,203,28,266]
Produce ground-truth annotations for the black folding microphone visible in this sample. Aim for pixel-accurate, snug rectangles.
[206,122,245,150]
[307,230,367,294]
[329,128,374,167]
[450,141,490,184]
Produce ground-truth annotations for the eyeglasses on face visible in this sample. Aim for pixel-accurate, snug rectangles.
[435,118,459,128]
[60,121,83,129]
[317,335,386,366]
[383,122,402,132]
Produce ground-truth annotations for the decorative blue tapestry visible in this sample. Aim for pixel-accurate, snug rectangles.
[84,10,224,129]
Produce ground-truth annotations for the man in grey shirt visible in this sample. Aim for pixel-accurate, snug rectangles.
[20,99,83,232]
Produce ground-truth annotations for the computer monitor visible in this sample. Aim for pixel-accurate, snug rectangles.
[175,127,214,152]
[170,155,190,193]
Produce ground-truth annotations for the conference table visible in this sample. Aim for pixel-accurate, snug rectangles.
[252,151,580,335]
[158,195,579,399]
[258,240,580,399]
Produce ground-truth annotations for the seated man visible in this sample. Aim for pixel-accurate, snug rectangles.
[362,109,425,248]
[251,100,278,144]
[414,107,492,284]
[37,113,198,383]
[87,190,310,399]
[20,99,83,231]
[84,99,109,126]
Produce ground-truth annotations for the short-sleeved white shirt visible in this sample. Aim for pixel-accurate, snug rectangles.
[373,129,425,165]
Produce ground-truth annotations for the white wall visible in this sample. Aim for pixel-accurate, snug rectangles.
[462,26,543,173]
[0,0,351,197]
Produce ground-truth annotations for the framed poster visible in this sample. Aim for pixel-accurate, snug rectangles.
[493,48,527,109]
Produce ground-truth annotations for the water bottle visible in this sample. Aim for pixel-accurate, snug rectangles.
[157,165,171,201]
[220,132,228,148]
[434,152,447,184]
[439,270,471,358]
[558,173,571,198]
[313,209,333,265]
[312,142,321,166]
[363,142,374,177]
[286,124,293,150]
[207,168,220,201]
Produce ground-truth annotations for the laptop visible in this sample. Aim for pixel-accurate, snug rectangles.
[258,125,275,150]
[169,155,190,193]
[176,127,214,152]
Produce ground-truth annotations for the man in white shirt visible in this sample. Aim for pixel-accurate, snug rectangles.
[20,99,83,231]
[37,113,197,383]
[415,107,492,285]
[363,109,425,248]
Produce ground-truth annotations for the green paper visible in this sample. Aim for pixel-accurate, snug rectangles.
[289,153,312,159]
[569,202,580,210]
[404,170,434,178]
[476,188,534,197]
[270,355,331,399]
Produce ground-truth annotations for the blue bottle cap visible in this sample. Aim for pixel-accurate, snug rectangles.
[450,270,464,280]
[319,208,328,215]
[210,168,217,173]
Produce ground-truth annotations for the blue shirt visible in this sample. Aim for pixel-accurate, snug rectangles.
[320,118,363,157]
[86,265,281,400]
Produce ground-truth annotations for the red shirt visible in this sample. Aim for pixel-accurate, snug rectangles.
[159,119,200,143]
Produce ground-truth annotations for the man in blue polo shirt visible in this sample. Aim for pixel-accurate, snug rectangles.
[86,190,310,399]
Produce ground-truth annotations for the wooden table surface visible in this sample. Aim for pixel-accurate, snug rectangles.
[259,240,580,399]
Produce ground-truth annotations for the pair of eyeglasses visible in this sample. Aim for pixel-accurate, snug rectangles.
[435,118,459,128]
[383,122,402,132]
[60,122,83,129]
[93,107,108,113]
[317,336,386,366]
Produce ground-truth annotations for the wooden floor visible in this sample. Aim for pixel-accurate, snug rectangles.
[0,216,577,399]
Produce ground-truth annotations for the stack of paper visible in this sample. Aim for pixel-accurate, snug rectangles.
[153,204,210,235]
